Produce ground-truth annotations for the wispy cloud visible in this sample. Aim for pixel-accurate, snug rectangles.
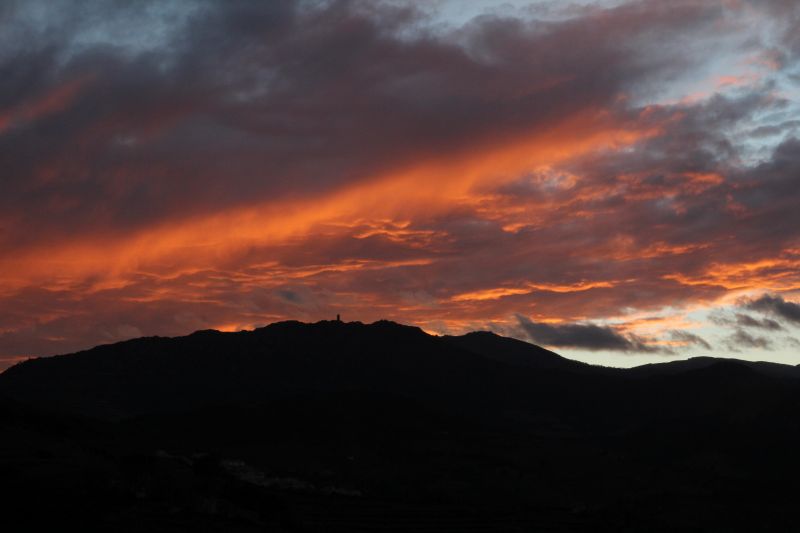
[515,314,664,353]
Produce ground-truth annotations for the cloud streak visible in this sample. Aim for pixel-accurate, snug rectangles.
[744,294,800,325]
[515,314,662,353]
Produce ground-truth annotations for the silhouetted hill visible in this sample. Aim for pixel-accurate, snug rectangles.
[627,355,800,380]
[0,320,535,420]
[2,320,797,423]
[2,320,800,531]
[1,320,799,433]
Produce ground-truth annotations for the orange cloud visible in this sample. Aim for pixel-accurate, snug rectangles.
[452,281,616,302]
[664,255,800,292]
[0,109,654,292]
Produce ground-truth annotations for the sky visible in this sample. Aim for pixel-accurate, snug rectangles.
[1,0,800,370]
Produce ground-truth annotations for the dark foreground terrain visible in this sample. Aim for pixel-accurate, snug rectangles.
[2,320,799,531]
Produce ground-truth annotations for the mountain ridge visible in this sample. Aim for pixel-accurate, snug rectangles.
[1,319,797,422]
[5,318,796,381]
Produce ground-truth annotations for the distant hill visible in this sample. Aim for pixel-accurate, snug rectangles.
[625,355,800,380]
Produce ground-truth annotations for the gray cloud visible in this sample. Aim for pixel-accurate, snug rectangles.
[515,314,661,352]
[744,294,800,325]
[668,330,712,350]
[710,311,784,331]
[0,0,747,249]
[724,329,773,352]
[734,313,784,331]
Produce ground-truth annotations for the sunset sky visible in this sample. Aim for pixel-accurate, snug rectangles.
[2,0,800,369]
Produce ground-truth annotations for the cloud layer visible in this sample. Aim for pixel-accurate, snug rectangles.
[1,0,799,367]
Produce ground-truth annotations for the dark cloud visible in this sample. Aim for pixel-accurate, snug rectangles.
[668,330,712,350]
[744,294,800,325]
[734,314,784,331]
[515,314,661,352]
[710,311,784,331]
[724,329,773,352]
[0,0,735,249]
